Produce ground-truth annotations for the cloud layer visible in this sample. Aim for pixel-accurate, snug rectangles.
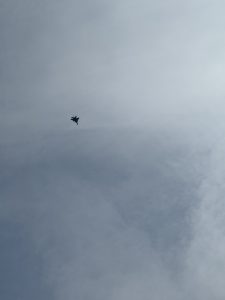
[1,1,225,299]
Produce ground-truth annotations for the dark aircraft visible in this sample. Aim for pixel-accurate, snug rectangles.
[71,115,79,125]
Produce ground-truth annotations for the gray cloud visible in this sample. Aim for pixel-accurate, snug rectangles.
[1,0,225,299]
[0,128,203,299]
[185,134,225,299]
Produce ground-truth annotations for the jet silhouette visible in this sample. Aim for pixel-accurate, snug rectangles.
[71,115,79,125]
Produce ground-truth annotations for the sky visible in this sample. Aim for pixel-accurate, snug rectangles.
[1,0,225,299]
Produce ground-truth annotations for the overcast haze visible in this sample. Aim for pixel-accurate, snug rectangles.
[1,1,225,299]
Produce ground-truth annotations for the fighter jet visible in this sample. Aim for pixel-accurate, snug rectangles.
[71,115,79,125]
